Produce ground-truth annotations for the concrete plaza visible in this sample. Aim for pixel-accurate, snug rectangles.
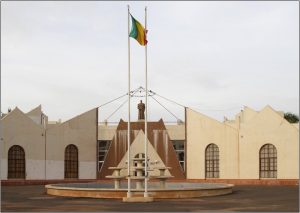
[1,184,299,212]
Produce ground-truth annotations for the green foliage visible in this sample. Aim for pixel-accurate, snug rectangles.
[284,112,299,123]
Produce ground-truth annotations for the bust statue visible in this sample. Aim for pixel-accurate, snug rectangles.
[138,100,145,120]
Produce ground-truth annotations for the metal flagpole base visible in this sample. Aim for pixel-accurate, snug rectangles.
[127,176,132,197]
[143,192,150,197]
[126,192,132,198]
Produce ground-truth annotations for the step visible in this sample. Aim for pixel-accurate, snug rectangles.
[105,176,126,179]
[122,196,154,203]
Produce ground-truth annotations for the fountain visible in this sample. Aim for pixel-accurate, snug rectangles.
[46,181,233,199]
[45,157,234,200]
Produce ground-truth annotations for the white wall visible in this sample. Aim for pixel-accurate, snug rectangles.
[186,106,299,180]
[46,108,98,179]
[186,108,239,179]
[1,108,46,180]
[239,106,299,179]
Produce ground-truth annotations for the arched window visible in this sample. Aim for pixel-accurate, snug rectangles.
[205,144,219,178]
[64,144,78,179]
[260,144,277,178]
[8,145,25,179]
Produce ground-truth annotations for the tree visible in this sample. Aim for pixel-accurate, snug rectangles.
[284,112,299,123]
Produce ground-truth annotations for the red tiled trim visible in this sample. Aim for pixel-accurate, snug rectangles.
[179,179,299,186]
[1,179,100,186]
[1,178,298,186]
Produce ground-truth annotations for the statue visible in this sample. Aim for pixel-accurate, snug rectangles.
[138,100,145,120]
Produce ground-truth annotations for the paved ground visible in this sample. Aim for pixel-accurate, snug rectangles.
[1,185,299,212]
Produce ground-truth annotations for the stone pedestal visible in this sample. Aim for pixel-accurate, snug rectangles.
[122,196,154,203]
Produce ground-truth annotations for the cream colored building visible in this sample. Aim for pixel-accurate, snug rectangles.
[0,104,298,181]
[186,106,299,180]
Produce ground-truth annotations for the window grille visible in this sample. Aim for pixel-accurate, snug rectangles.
[205,143,219,178]
[172,140,185,171]
[97,140,111,172]
[64,144,78,179]
[8,145,25,179]
[260,144,277,178]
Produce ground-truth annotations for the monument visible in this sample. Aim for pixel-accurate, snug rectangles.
[138,100,145,120]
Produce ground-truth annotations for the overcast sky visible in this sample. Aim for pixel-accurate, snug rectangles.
[1,1,299,123]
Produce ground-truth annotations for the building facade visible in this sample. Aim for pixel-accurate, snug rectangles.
[1,104,298,181]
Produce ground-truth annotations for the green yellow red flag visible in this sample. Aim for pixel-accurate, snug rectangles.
[129,14,148,46]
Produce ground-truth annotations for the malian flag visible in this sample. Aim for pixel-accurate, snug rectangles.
[129,14,148,46]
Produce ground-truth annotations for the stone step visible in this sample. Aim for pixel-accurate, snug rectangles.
[105,176,126,179]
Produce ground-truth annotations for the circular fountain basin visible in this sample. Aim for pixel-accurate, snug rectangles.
[45,182,234,199]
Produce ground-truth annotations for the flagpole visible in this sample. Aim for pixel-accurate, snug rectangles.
[127,5,132,198]
[144,6,149,198]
